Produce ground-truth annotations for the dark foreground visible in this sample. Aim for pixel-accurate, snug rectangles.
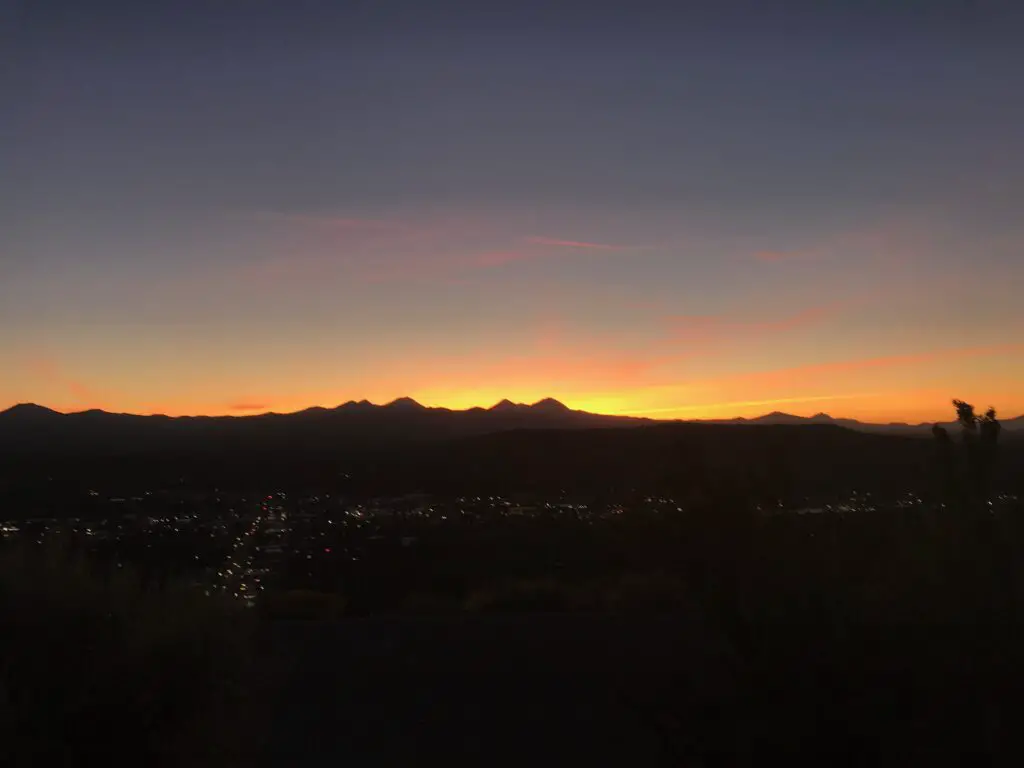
[259,614,734,766]
[254,611,1024,766]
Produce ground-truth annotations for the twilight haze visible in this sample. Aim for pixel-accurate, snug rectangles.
[3,0,1023,422]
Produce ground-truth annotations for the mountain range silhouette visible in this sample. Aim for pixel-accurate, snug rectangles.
[3,397,1022,499]
[2,398,1021,456]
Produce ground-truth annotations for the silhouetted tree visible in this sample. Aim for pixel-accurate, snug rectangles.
[954,399,978,435]
[977,407,1001,500]
[943,399,1001,504]
[932,424,955,500]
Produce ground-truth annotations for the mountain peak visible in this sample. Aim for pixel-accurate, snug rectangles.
[490,399,520,411]
[385,397,425,410]
[339,399,375,410]
[531,397,569,411]
[745,411,811,425]
[1,403,61,418]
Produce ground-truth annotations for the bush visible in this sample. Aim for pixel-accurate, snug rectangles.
[0,538,260,767]
[638,503,1024,760]
[257,589,348,621]
[463,578,576,613]
[603,571,702,615]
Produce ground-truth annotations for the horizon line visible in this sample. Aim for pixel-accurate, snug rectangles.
[2,397,1015,427]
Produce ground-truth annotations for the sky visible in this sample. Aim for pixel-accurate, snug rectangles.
[3,0,1023,422]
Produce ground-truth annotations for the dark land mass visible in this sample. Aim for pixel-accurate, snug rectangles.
[0,398,652,456]
[3,398,1023,456]
[703,408,1024,434]
[259,614,728,766]
[2,398,1023,504]
[256,599,1024,765]
[6,397,1024,765]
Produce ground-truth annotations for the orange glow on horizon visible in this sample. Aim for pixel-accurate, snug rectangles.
[7,333,1024,423]
[23,383,1024,425]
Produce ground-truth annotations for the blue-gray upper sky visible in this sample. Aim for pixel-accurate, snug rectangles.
[3,0,1023,419]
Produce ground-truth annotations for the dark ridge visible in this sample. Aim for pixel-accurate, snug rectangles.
[0,403,61,418]
[531,398,569,411]
[385,397,425,410]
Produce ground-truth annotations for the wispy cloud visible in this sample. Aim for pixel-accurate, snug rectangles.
[750,216,938,266]
[617,342,1024,420]
[526,236,622,250]
[757,304,841,333]
[229,212,622,286]
[715,343,1024,389]
[753,249,816,263]
[469,250,534,268]
[227,402,269,413]
[360,250,536,283]
[629,392,883,415]
[359,236,620,283]
[24,357,106,409]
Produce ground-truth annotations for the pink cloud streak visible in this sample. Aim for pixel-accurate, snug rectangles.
[228,212,630,286]
[525,236,621,250]
[24,357,106,409]
[753,249,814,263]
[716,343,1024,389]
[227,402,270,412]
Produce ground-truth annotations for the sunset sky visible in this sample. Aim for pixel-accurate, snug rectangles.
[3,1,1023,422]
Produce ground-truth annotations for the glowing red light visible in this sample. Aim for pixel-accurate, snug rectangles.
[325,547,331,553]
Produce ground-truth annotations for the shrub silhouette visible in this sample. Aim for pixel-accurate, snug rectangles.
[0,537,260,766]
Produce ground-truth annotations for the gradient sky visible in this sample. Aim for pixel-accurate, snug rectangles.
[3,0,1023,421]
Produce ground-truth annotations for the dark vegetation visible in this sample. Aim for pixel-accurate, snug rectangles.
[2,400,1023,763]
[0,538,269,767]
